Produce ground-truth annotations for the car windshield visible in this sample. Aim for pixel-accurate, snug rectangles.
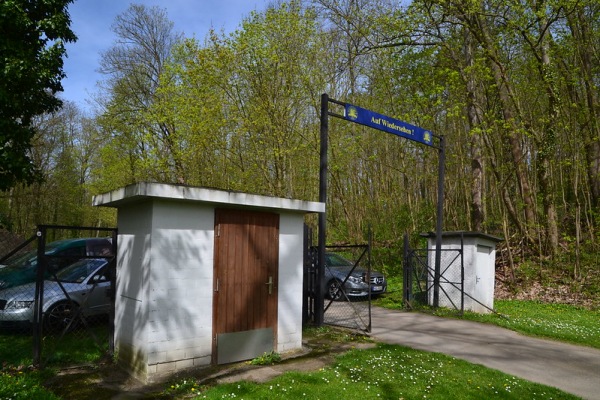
[54,259,107,283]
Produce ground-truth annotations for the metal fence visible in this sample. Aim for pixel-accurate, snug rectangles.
[403,233,464,312]
[304,240,375,333]
[0,225,117,367]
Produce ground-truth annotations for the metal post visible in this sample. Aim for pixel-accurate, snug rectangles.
[108,229,118,356]
[460,232,465,314]
[403,233,410,307]
[316,93,329,326]
[367,225,372,332]
[433,136,445,308]
[33,227,45,366]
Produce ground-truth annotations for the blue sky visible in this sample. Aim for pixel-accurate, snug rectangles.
[62,0,269,112]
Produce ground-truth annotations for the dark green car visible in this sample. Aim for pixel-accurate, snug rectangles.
[0,238,113,290]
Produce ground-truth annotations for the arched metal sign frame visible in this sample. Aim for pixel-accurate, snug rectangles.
[315,93,445,325]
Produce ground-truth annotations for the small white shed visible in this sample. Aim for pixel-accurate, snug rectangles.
[93,182,324,383]
[424,231,502,313]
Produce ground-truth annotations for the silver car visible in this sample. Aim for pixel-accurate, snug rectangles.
[323,252,387,300]
[0,258,111,331]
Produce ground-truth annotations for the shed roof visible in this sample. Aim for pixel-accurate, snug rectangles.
[93,182,325,213]
[420,231,503,242]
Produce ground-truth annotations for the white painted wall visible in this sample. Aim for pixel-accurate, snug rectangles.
[145,200,215,375]
[114,200,215,380]
[277,213,305,353]
[114,201,153,377]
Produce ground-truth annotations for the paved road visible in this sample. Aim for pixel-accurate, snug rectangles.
[369,307,600,400]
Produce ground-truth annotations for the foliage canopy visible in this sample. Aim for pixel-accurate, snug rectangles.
[0,0,76,191]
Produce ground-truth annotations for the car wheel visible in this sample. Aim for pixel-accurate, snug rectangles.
[45,301,79,332]
[327,280,344,300]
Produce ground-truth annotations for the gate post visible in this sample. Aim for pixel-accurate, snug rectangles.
[108,229,118,356]
[316,93,329,326]
[403,233,410,307]
[32,227,46,366]
[433,136,446,307]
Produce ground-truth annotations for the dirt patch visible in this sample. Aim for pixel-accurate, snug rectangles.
[0,229,29,259]
[495,280,598,308]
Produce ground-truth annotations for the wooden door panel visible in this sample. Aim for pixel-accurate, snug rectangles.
[213,209,279,363]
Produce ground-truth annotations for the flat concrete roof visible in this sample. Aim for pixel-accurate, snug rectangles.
[421,231,503,242]
[93,182,325,213]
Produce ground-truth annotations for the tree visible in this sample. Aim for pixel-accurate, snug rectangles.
[224,1,325,197]
[565,3,600,207]
[0,0,76,191]
[98,4,183,185]
[142,1,327,197]
[0,100,117,234]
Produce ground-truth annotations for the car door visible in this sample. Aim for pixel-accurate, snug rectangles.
[80,265,111,316]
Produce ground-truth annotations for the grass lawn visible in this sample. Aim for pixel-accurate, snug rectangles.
[172,343,578,399]
[0,326,110,400]
[0,369,61,400]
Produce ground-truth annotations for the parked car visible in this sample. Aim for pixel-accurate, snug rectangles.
[0,258,111,330]
[0,238,113,290]
[322,252,387,300]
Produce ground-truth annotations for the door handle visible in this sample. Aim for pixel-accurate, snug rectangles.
[265,276,273,295]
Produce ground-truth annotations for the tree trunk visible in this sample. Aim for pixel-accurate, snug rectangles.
[530,8,560,254]
[463,27,485,232]
[567,6,600,209]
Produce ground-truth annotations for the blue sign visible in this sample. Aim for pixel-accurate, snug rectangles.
[344,104,434,147]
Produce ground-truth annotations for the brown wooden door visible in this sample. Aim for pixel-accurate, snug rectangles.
[213,209,279,363]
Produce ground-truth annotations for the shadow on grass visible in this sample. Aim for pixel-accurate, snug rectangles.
[1,323,111,368]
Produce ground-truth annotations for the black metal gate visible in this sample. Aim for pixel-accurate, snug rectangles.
[303,226,374,332]
[0,225,117,367]
[403,233,464,312]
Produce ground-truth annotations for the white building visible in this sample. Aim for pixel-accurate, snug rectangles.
[424,231,502,314]
[93,182,324,383]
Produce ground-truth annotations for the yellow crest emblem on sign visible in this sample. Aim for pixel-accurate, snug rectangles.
[423,131,432,144]
[346,106,358,120]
